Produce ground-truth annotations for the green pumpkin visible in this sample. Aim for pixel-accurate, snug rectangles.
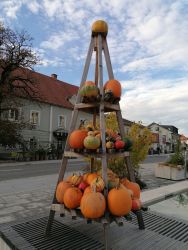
[84,135,100,149]
[80,85,98,97]
[123,137,133,151]
[108,177,120,189]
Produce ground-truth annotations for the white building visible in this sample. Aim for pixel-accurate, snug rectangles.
[148,123,178,154]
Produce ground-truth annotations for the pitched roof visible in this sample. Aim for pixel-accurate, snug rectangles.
[0,67,78,109]
[180,134,188,141]
[28,70,78,109]
[123,118,145,128]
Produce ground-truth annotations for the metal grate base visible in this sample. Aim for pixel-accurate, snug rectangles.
[130,211,188,243]
[1,217,104,250]
[1,212,188,250]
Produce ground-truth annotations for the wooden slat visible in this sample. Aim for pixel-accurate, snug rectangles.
[104,103,120,111]
[64,150,129,159]
[101,218,109,225]
[75,103,98,109]
[114,217,124,226]
[75,102,120,111]
[70,209,77,220]
[51,204,65,215]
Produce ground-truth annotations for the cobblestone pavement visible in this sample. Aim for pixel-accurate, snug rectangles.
[0,163,181,225]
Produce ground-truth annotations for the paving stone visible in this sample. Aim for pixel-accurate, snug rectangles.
[0,163,183,225]
[0,215,15,223]
[0,206,24,216]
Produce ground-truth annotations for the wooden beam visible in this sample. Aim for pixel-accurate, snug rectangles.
[98,35,108,194]
[46,37,95,235]
[103,38,114,79]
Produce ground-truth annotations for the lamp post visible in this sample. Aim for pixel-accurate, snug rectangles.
[183,145,187,178]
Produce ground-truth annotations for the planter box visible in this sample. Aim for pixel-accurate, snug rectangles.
[155,163,187,180]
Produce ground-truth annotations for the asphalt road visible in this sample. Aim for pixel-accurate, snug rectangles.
[143,154,171,163]
[0,154,171,182]
[0,160,88,181]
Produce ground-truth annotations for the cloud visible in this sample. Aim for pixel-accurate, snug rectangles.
[120,77,188,135]
[41,30,80,50]
[1,0,188,134]
[0,0,23,19]
[27,1,40,13]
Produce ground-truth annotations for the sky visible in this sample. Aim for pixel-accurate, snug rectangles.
[1,0,188,135]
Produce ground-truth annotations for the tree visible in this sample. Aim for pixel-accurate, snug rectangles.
[105,112,119,132]
[0,23,40,146]
[105,113,152,180]
[128,122,152,170]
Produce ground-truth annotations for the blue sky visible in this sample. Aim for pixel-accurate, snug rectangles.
[1,0,188,135]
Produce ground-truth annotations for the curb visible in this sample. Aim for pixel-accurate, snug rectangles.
[0,159,86,168]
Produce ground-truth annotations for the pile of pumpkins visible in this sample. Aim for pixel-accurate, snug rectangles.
[69,126,132,152]
[79,79,121,103]
[105,129,132,151]
[56,170,141,219]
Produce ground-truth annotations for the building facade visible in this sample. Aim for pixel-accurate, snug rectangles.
[148,123,179,154]
[1,71,92,153]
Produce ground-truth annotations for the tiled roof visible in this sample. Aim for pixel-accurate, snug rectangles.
[123,118,145,128]
[2,67,79,109]
[29,70,78,109]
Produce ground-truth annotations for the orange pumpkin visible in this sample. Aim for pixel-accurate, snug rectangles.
[56,181,72,204]
[108,187,132,216]
[120,178,130,186]
[63,187,83,209]
[104,79,121,98]
[91,20,108,35]
[80,192,106,219]
[70,174,83,186]
[86,173,98,185]
[93,130,100,136]
[68,130,88,149]
[90,176,105,192]
[83,173,90,183]
[122,180,140,199]
[83,186,93,195]
[66,175,73,183]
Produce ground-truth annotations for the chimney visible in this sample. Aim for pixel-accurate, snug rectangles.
[51,73,57,79]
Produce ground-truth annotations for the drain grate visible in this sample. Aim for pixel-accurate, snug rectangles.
[1,212,188,249]
[130,211,188,243]
[12,217,104,250]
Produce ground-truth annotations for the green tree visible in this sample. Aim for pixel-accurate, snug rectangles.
[105,112,119,132]
[128,122,152,170]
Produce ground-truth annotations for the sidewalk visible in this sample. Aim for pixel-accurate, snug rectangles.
[0,158,84,168]
[0,170,79,224]
[0,162,180,225]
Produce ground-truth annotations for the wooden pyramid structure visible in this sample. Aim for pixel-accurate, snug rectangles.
[45,20,145,249]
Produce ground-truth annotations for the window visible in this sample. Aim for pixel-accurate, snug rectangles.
[30,111,40,125]
[8,109,20,121]
[58,115,66,128]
